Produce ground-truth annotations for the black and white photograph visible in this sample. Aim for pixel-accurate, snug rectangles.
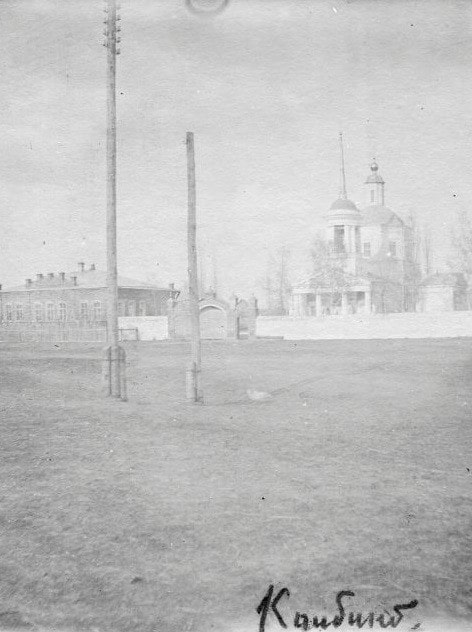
[0,1,471,631]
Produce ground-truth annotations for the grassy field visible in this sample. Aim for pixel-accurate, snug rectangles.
[0,338,471,632]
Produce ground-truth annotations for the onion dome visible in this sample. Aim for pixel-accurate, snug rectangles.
[365,160,385,184]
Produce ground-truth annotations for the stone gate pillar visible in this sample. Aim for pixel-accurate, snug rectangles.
[248,295,258,339]
[166,296,177,338]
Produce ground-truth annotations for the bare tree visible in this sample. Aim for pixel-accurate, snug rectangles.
[422,225,433,277]
[262,247,292,315]
[450,210,472,307]
[404,214,428,311]
[310,234,347,312]
[408,212,431,276]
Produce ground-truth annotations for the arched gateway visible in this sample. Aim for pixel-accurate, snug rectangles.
[199,301,228,339]
[167,293,257,340]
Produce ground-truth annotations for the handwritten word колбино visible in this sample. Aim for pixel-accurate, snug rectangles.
[256,585,419,631]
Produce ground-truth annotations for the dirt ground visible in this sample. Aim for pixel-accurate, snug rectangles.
[0,338,471,632]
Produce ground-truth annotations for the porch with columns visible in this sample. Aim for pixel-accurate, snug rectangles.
[290,284,372,318]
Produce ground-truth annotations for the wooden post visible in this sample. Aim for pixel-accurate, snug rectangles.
[186,132,203,403]
[102,345,112,396]
[103,0,126,400]
[119,346,128,402]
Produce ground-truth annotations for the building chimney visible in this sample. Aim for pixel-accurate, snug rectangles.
[26,279,32,287]
[90,263,96,271]
[78,262,85,273]
[36,273,43,281]
[47,272,54,280]
[59,272,65,282]
[71,275,77,286]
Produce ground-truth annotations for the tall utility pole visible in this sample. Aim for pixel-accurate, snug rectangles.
[186,132,202,403]
[103,0,126,400]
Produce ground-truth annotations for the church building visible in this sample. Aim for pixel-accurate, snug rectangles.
[291,135,418,316]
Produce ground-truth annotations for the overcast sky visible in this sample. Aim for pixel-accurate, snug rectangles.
[1,0,471,298]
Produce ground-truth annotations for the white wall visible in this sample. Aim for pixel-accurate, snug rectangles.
[419,286,454,313]
[118,316,168,341]
[256,312,472,340]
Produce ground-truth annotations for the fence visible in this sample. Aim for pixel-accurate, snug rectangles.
[119,327,139,342]
[0,321,107,344]
[118,316,168,341]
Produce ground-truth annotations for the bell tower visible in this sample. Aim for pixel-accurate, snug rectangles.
[325,133,361,273]
[365,160,385,206]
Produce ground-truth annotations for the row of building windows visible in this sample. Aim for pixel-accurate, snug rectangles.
[118,301,147,317]
[331,227,398,259]
[2,299,149,321]
[3,301,103,322]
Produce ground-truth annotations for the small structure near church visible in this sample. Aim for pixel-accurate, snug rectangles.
[417,272,468,313]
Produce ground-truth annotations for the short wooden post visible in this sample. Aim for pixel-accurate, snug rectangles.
[119,346,127,402]
[102,345,112,396]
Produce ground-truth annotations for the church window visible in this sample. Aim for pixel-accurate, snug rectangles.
[138,300,146,316]
[355,227,361,253]
[127,301,136,317]
[58,302,67,321]
[363,242,371,257]
[80,302,88,319]
[389,242,397,257]
[34,303,43,322]
[46,303,54,321]
[370,189,375,203]
[118,301,125,317]
[93,300,102,321]
[5,304,12,321]
[334,225,345,253]
[15,304,24,321]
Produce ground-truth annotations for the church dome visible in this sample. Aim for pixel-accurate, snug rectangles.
[330,197,359,212]
[365,160,385,184]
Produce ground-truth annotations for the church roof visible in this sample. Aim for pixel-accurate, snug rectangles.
[305,270,373,290]
[329,198,359,212]
[80,269,166,290]
[2,267,171,292]
[361,204,403,226]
